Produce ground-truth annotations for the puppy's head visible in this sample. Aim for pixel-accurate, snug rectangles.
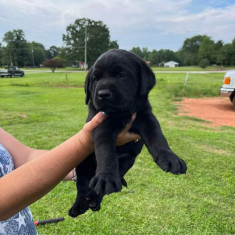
[85,49,156,116]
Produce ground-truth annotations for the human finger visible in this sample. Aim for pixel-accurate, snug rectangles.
[126,132,141,142]
[84,112,107,132]
[116,131,141,146]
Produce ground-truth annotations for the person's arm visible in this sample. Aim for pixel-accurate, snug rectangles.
[0,113,140,220]
[0,112,107,220]
[0,128,47,168]
[0,128,75,180]
[0,113,140,178]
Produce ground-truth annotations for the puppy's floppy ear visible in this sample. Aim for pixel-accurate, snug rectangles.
[138,60,156,96]
[85,66,93,105]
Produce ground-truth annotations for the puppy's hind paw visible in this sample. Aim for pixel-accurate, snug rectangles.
[68,197,89,217]
[68,205,87,218]
[86,190,102,212]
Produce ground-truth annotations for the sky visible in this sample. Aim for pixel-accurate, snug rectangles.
[0,0,235,51]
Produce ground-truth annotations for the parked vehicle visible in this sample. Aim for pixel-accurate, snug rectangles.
[0,66,24,78]
[220,70,235,106]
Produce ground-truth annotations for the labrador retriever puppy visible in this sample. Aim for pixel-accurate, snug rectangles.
[69,49,187,217]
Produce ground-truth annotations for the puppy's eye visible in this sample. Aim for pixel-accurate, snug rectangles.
[118,72,126,79]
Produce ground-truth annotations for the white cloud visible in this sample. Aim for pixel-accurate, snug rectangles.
[157,4,235,42]
[0,0,234,50]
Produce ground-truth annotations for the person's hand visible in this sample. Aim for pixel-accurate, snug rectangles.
[78,112,141,154]
[77,112,107,153]
[116,113,141,146]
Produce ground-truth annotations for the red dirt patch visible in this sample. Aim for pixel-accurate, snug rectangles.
[177,97,235,127]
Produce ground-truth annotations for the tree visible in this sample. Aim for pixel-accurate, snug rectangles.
[198,36,215,64]
[214,40,224,65]
[56,47,71,67]
[199,58,210,68]
[230,38,235,65]
[63,18,119,67]
[130,47,143,58]
[141,47,150,61]
[43,58,63,72]
[219,44,232,66]
[27,42,46,67]
[3,29,30,66]
[0,43,3,66]
[1,29,48,67]
[108,40,119,50]
[46,46,59,59]
[148,49,159,65]
[130,47,178,66]
[158,49,177,63]
[180,35,208,65]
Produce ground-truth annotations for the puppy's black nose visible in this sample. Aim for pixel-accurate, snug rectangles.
[98,89,112,100]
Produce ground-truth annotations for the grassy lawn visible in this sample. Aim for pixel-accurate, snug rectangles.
[0,72,234,234]
[151,66,235,71]
[2,65,235,72]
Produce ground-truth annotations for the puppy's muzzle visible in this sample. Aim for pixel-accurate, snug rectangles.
[98,89,113,100]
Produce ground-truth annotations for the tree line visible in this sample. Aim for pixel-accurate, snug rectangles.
[131,35,235,67]
[0,29,59,68]
[1,18,235,68]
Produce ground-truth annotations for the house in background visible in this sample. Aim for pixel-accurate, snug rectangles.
[164,61,179,67]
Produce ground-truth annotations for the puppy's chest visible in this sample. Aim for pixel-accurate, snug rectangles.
[110,116,132,130]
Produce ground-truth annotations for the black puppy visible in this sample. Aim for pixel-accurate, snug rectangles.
[69,49,187,217]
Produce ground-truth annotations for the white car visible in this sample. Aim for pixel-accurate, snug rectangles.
[220,70,235,106]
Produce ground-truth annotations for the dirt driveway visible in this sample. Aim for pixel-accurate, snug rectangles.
[177,97,235,127]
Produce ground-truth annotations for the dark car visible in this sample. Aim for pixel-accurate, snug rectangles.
[0,66,24,78]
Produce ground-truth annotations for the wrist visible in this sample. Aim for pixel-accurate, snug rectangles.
[74,130,94,156]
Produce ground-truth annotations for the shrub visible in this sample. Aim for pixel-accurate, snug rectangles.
[43,58,63,72]
[199,58,209,68]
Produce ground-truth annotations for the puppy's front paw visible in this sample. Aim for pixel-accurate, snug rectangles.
[155,150,187,174]
[89,172,122,195]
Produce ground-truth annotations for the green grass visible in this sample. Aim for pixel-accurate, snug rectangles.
[155,72,223,99]
[151,66,235,71]
[0,72,234,234]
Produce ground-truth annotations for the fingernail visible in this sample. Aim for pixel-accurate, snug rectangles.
[132,113,136,120]
[102,111,107,115]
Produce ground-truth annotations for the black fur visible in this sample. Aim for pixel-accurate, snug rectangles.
[69,49,187,217]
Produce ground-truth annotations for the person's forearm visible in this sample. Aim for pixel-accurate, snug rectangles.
[0,131,92,221]
[0,128,50,168]
[28,149,74,181]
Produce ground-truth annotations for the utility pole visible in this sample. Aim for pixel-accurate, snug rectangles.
[32,48,35,67]
[84,26,88,71]
[10,51,13,66]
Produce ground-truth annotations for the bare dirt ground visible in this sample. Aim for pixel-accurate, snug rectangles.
[177,97,235,127]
